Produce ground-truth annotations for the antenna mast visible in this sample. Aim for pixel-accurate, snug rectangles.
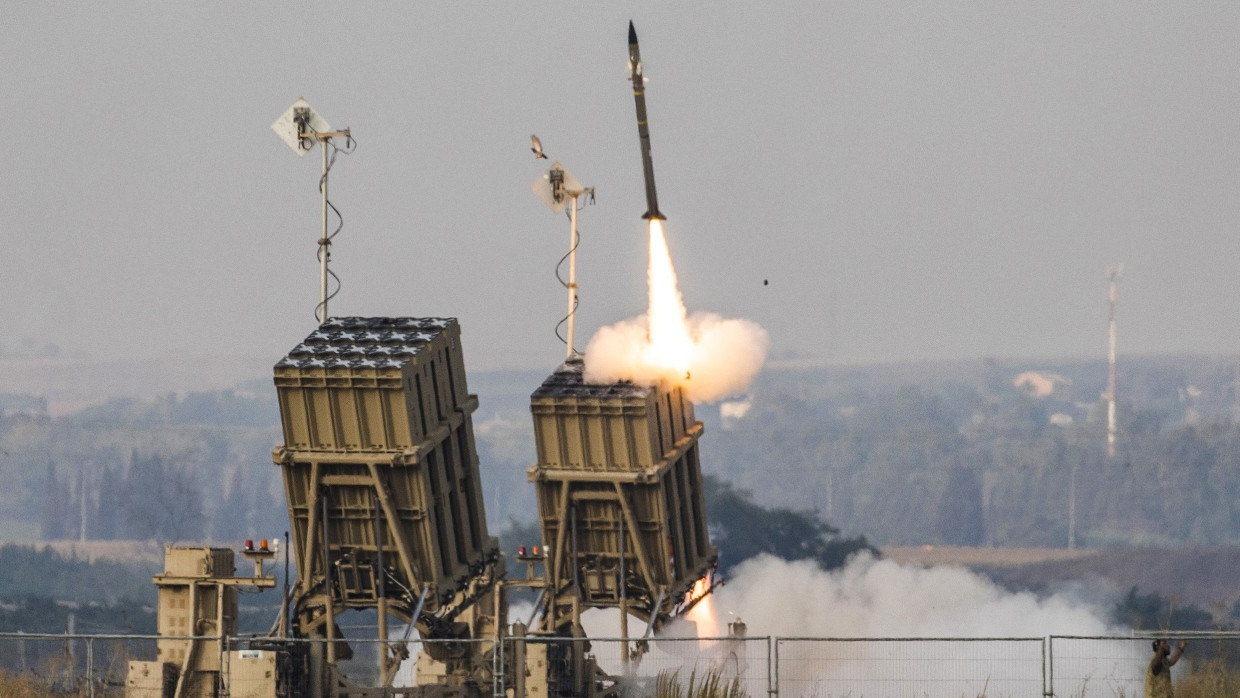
[272,98,354,323]
[1106,263,1123,459]
[531,149,594,357]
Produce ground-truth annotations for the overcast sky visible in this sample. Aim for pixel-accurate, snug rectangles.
[6,3,1240,371]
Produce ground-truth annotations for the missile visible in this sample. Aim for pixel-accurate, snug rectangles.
[628,21,665,221]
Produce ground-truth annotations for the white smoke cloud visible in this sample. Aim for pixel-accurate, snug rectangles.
[527,554,1128,698]
[582,312,769,404]
[514,553,1140,698]
[538,553,1115,642]
[696,553,1115,638]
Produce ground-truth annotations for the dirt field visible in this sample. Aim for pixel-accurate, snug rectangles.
[884,545,1095,567]
[884,545,1240,611]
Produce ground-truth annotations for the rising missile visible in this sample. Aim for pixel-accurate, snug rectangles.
[628,21,665,221]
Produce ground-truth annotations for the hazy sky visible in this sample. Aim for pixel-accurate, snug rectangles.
[6,3,1240,370]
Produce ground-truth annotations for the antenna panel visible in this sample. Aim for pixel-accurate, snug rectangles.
[531,162,584,214]
[271,98,333,156]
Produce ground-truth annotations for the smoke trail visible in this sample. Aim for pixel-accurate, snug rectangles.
[644,219,694,374]
[583,220,768,403]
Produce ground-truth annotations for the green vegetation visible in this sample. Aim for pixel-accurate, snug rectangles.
[1113,587,1215,631]
[495,480,872,580]
[0,356,1238,636]
[0,545,155,635]
[8,355,1240,552]
[0,544,285,634]
[703,476,873,574]
[704,355,1240,548]
[0,545,152,605]
[0,389,285,544]
[0,596,154,635]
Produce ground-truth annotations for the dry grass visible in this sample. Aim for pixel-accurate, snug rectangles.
[655,666,747,698]
[884,546,1240,612]
[1175,659,1240,698]
[0,671,70,698]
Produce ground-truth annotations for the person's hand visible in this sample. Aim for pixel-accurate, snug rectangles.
[1178,640,1188,651]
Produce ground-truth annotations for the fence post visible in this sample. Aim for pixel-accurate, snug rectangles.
[495,632,504,698]
[1040,636,1048,697]
[1046,634,1056,694]
[87,636,94,698]
[220,634,228,697]
[772,638,780,698]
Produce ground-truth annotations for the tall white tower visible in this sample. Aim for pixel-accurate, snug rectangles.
[1106,263,1123,459]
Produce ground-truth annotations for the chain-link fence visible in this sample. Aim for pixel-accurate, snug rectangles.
[3,632,1238,697]
[0,633,158,697]
[1048,634,1240,698]
[776,637,1044,698]
[225,636,439,698]
[1048,636,1147,698]
[567,636,772,698]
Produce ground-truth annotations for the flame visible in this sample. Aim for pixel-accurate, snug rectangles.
[686,577,711,603]
[685,577,720,639]
[581,218,768,403]
[643,219,695,376]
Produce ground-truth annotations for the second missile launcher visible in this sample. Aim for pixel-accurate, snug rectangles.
[528,356,716,634]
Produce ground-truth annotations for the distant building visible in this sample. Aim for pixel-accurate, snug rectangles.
[719,399,752,430]
[1013,371,1072,398]
[1049,413,1074,427]
[0,393,48,419]
[1180,384,1203,424]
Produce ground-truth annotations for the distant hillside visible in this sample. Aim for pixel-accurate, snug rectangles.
[4,353,1240,557]
[0,355,274,415]
[887,545,1240,613]
[703,353,1240,548]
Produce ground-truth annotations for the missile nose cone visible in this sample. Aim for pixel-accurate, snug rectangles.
[628,21,637,45]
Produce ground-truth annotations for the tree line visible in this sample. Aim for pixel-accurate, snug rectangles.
[704,354,1240,548]
[0,389,286,545]
[7,354,1240,553]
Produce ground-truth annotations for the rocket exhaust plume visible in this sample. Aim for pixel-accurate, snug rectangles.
[684,576,721,639]
[584,219,768,403]
[629,21,665,221]
[644,220,693,374]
